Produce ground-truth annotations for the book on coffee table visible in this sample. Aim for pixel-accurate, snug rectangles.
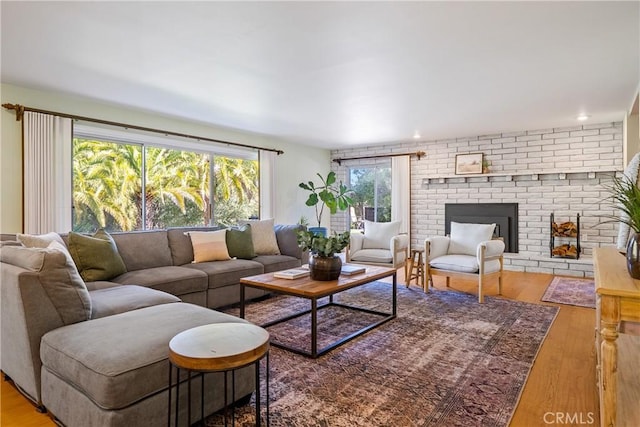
[273,268,309,279]
[341,264,366,276]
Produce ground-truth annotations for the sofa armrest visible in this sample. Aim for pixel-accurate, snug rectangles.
[1,263,65,405]
[425,236,450,260]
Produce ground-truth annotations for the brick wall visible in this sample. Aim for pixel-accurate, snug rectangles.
[331,122,624,277]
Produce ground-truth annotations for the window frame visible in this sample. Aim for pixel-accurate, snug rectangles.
[72,123,258,231]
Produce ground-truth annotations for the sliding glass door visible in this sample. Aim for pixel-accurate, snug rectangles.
[348,164,391,230]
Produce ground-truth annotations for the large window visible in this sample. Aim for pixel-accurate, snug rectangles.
[72,127,258,232]
[348,164,391,229]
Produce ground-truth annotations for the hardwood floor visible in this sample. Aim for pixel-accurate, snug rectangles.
[1,270,598,426]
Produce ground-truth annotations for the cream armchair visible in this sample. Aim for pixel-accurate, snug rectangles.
[346,220,409,281]
[424,222,505,303]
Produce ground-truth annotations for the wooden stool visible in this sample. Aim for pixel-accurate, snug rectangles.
[407,248,425,288]
[168,323,270,426]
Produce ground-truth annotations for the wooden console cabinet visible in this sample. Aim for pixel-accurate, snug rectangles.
[593,247,640,427]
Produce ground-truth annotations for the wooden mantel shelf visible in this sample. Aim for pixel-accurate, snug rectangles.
[421,168,619,185]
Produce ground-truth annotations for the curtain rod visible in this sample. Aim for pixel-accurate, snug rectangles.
[332,151,426,166]
[2,103,284,155]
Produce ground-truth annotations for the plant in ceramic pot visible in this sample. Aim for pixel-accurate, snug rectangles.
[297,229,351,281]
[299,171,354,236]
[603,173,640,278]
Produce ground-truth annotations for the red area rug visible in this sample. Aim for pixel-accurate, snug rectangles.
[541,276,596,309]
[209,281,558,426]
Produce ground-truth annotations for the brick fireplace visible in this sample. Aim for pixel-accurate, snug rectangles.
[331,121,624,278]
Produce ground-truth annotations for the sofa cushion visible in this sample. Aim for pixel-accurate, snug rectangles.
[89,285,180,319]
[448,222,496,256]
[226,224,256,260]
[167,226,224,266]
[253,255,301,273]
[67,230,127,281]
[0,243,92,325]
[40,303,248,410]
[110,230,173,271]
[187,230,231,262]
[238,218,280,255]
[362,220,401,250]
[112,266,208,296]
[185,259,264,289]
[274,224,304,258]
[349,248,393,264]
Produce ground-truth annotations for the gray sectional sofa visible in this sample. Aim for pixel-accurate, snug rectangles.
[0,224,305,427]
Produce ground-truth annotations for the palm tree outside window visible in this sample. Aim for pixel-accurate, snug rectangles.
[72,136,258,232]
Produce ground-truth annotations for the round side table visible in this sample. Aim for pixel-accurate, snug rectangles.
[168,323,270,427]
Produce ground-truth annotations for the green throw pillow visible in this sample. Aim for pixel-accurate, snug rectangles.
[226,224,256,259]
[67,229,127,281]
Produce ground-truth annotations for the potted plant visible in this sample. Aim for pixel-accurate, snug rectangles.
[297,229,351,280]
[299,171,354,236]
[603,173,640,278]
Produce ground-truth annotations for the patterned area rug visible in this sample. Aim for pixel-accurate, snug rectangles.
[208,282,558,427]
[541,276,596,308]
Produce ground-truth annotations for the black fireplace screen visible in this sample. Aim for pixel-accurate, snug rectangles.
[445,203,518,253]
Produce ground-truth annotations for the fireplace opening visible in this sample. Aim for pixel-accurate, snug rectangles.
[445,203,518,253]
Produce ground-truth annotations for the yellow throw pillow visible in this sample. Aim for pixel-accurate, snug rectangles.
[187,230,231,263]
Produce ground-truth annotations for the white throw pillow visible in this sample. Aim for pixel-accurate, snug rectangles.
[448,222,496,256]
[18,232,66,248]
[18,232,77,270]
[186,230,231,263]
[362,220,401,250]
[238,218,280,255]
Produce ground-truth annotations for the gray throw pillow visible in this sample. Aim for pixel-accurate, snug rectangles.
[238,218,280,255]
[226,224,256,259]
[67,229,127,281]
[0,243,92,324]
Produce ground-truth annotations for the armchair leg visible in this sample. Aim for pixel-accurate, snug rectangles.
[498,273,503,295]
[478,275,484,303]
[445,277,450,288]
[405,258,412,288]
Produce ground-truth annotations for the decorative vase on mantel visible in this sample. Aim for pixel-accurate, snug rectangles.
[626,232,640,279]
[309,254,342,281]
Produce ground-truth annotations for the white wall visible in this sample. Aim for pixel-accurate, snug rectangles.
[0,83,331,233]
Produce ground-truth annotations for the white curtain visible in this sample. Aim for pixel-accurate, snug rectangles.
[391,155,410,235]
[259,150,277,219]
[23,112,73,234]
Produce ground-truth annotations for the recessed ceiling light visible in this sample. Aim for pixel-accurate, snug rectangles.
[413,131,421,139]
[577,114,590,121]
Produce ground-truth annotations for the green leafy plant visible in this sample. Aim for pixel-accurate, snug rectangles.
[299,172,354,228]
[602,173,640,232]
[297,229,351,257]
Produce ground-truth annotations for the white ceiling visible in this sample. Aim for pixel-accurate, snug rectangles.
[1,1,638,149]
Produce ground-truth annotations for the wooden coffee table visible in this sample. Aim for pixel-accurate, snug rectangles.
[240,265,397,358]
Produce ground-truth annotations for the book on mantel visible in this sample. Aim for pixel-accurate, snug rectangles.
[273,268,309,280]
[341,264,366,276]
